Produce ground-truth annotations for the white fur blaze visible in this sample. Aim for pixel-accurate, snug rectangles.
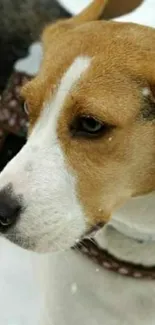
[0,56,91,252]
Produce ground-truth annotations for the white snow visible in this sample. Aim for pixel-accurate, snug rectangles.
[142,87,151,97]
[71,283,78,294]
[0,237,46,325]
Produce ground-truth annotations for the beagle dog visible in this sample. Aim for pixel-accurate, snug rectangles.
[0,1,155,324]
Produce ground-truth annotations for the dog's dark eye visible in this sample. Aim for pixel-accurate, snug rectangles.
[81,117,102,133]
[70,116,110,138]
[23,101,29,115]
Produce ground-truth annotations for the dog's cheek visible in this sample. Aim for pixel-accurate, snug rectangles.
[61,147,130,227]
[75,171,113,226]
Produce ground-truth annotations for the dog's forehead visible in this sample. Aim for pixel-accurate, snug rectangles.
[25,57,141,131]
[22,21,155,128]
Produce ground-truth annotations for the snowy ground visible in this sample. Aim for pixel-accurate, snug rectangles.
[0,0,155,324]
[0,238,45,324]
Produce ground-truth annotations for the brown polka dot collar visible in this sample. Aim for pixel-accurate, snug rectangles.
[75,238,155,280]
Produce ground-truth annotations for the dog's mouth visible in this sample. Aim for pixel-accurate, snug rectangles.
[0,192,105,254]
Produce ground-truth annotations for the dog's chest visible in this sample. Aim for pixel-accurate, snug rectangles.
[41,250,155,325]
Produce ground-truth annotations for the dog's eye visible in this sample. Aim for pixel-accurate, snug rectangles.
[70,116,110,138]
[81,117,102,133]
[23,101,29,115]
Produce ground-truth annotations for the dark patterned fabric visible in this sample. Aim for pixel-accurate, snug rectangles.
[0,0,69,171]
[0,72,31,170]
[0,72,31,137]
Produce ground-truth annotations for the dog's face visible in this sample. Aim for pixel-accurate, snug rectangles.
[1,19,155,252]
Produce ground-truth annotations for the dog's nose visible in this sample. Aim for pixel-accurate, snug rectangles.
[0,191,21,229]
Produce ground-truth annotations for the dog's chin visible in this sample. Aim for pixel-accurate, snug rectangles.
[2,221,104,254]
[4,232,70,253]
[3,228,82,254]
[4,230,37,252]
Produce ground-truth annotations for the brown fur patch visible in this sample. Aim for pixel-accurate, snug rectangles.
[21,1,155,225]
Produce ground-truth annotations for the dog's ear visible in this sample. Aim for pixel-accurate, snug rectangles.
[68,0,109,24]
[42,0,109,50]
[135,49,155,121]
[120,24,155,120]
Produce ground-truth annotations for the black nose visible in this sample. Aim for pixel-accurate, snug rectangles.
[0,190,21,230]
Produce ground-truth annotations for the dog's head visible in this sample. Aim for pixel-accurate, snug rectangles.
[0,0,155,252]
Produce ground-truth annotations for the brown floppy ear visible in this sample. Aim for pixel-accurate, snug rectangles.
[135,50,155,120]
[42,0,109,50]
[68,0,109,24]
[121,24,155,116]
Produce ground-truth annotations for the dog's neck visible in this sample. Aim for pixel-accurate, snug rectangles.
[95,192,155,267]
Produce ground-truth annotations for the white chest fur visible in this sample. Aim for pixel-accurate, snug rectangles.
[40,197,155,325]
[40,247,155,325]
[39,191,155,324]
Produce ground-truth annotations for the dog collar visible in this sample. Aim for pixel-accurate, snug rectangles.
[75,238,155,280]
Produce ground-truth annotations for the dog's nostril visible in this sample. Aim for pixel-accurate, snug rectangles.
[0,191,21,229]
[0,207,20,227]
